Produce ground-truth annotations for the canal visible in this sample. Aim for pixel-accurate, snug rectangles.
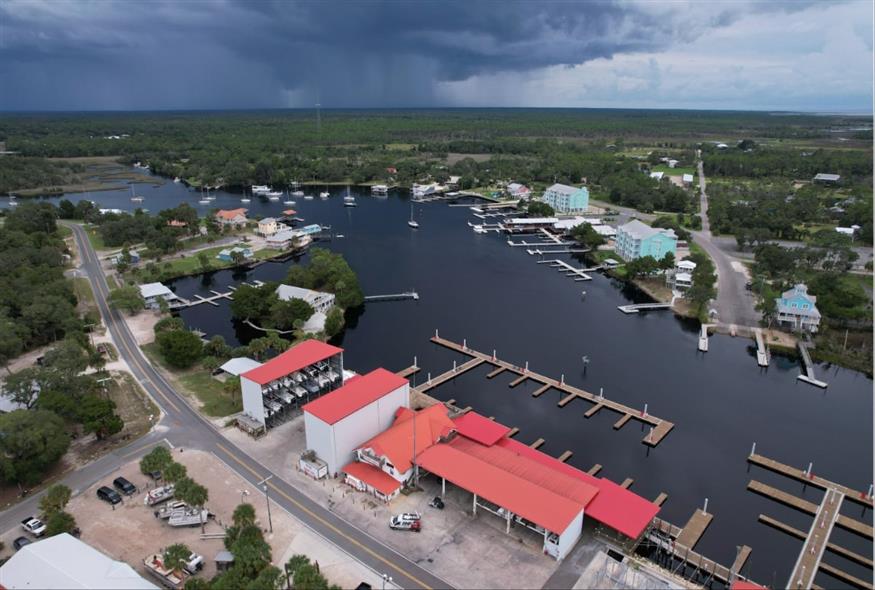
[8,177,872,587]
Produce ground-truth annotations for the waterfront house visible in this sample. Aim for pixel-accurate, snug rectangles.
[276,284,336,314]
[110,250,140,266]
[813,173,841,184]
[615,220,677,261]
[215,208,248,228]
[139,282,178,310]
[216,246,253,262]
[541,184,589,213]
[257,217,278,236]
[666,259,696,290]
[775,284,821,333]
[298,224,323,236]
[507,182,532,200]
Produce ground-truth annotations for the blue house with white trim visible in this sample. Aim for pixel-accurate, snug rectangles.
[541,184,589,213]
[775,284,821,333]
[615,220,677,261]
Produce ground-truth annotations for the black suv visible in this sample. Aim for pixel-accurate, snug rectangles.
[13,536,31,551]
[113,476,137,496]
[97,486,122,504]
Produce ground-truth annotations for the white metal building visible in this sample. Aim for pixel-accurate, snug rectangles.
[276,284,336,314]
[303,368,410,476]
[0,533,158,589]
[240,340,344,428]
[138,282,179,310]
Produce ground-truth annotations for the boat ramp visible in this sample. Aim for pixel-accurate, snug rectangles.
[797,341,828,388]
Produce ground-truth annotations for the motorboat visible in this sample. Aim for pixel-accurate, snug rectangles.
[371,184,388,195]
[266,190,282,201]
[319,191,330,198]
[292,190,304,197]
[303,195,314,200]
[251,184,270,195]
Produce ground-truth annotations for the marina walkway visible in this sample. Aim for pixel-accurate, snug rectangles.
[797,341,828,388]
[364,291,419,302]
[618,302,672,314]
[747,450,873,589]
[425,335,675,446]
[537,259,593,281]
[754,328,769,367]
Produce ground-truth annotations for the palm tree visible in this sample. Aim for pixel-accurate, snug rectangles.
[177,478,210,533]
[162,543,192,574]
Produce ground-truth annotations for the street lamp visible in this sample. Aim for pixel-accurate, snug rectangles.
[257,476,273,533]
[239,488,250,504]
[382,574,393,590]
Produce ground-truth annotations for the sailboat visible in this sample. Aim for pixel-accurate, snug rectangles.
[408,202,419,228]
[241,188,251,203]
[198,187,210,204]
[283,189,295,205]
[343,187,356,207]
[130,184,144,203]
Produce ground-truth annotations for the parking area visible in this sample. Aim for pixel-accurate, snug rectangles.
[224,415,561,589]
[0,449,391,590]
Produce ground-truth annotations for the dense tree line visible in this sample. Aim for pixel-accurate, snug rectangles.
[0,156,87,194]
[284,248,364,309]
[704,146,873,183]
[0,203,82,363]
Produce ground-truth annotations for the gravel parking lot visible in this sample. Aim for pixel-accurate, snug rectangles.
[1,448,392,589]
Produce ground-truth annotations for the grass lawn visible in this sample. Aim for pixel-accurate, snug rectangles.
[142,342,242,417]
[57,225,73,238]
[85,225,106,250]
[254,248,283,260]
[73,277,97,315]
[652,164,696,176]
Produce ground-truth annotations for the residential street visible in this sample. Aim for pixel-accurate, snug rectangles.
[0,222,450,590]
[691,160,761,327]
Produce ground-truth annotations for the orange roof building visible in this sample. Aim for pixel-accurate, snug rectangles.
[214,208,248,225]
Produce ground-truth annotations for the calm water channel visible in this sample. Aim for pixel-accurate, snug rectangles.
[9,173,873,587]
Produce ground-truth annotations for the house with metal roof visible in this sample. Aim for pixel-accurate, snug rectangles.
[257,217,279,236]
[276,284,336,314]
[138,282,179,310]
[0,533,157,589]
[813,173,841,183]
[775,284,821,333]
[615,220,677,261]
[541,184,589,213]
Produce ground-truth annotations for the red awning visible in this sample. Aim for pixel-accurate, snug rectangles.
[342,462,401,496]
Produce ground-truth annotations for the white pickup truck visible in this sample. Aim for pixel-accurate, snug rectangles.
[20,516,46,537]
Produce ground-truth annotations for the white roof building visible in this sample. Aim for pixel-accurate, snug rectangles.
[139,282,177,301]
[0,534,158,589]
[677,260,697,271]
[219,357,263,377]
[814,173,841,183]
[682,174,694,184]
[276,284,336,314]
[552,217,587,231]
[649,171,664,180]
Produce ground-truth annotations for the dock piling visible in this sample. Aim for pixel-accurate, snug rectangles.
[703,498,709,515]
[453,360,457,372]
[751,442,756,456]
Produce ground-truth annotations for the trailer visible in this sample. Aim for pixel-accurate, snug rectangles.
[144,485,175,506]
[167,507,211,527]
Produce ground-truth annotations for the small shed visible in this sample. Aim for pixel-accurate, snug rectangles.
[217,357,263,379]
[215,551,235,573]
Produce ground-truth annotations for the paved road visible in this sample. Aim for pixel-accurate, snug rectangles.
[692,161,760,327]
[0,222,450,590]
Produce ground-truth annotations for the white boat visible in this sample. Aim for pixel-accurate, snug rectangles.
[344,201,357,207]
[173,177,181,183]
[284,200,295,205]
[343,187,356,207]
[130,185,144,202]
[408,202,419,228]
[371,184,388,194]
[319,191,330,198]
[303,195,314,200]
[267,191,282,201]
[241,198,251,203]
[292,190,304,197]
[473,226,487,234]
[251,184,270,195]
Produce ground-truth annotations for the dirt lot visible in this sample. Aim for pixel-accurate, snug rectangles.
[224,416,560,590]
[0,449,390,589]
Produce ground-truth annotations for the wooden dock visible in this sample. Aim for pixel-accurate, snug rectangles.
[653,492,668,507]
[587,464,602,476]
[169,288,234,309]
[748,452,873,508]
[758,514,873,568]
[649,517,757,586]
[532,384,551,397]
[797,342,828,388]
[620,478,634,489]
[428,335,675,446]
[486,367,506,379]
[675,509,713,550]
[787,490,844,590]
[617,302,672,314]
[416,357,485,392]
[508,374,528,387]
[754,328,769,367]
[396,365,420,378]
[529,438,544,450]
[537,259,593,281]
[557,450,573,463]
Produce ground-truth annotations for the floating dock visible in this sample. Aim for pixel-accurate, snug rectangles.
[754,328,769,367]
[797,341,828,388]
[363,291,419,302]
[747,450,873,589]
[537,259,593,281]
[698,324,710,352]
[169,288,234,309]
[424,335,675,446]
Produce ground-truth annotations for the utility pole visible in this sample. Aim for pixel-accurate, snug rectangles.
[257,476,273,533]
[316,103,321,134]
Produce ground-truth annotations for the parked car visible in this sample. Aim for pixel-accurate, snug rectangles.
[20,516,46,537]
[184,553,205,575]
[12,536,32,551]
[113,476,137,495]
[97,485,122,505]
[389,513,422,532]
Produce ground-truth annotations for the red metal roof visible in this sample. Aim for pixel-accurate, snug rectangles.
[357,405,455,473]
[449,436,599,508]
[730,582,767,590]
[241,340,342,385]
[416,444,584,534]
[303,368,407,425]
[342,462,401,496]
[453,412,511,446]
[496,438,659,539]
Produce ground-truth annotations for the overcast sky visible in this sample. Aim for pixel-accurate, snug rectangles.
[1,0,872,112]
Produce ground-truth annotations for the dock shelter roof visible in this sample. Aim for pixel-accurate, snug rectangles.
[241,339,342,385]
[416,443,585,534]
[452,412,511,446]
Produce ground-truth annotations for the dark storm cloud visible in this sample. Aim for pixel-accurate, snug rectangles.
[0,0,830,110]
